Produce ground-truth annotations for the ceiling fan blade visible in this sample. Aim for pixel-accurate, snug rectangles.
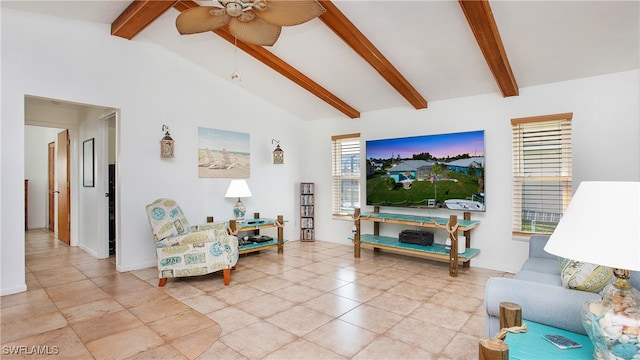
[229,17,282,46]
[176,6,231,34]
[255,0,326,27]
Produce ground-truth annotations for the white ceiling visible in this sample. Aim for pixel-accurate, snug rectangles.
[4,0,639,120]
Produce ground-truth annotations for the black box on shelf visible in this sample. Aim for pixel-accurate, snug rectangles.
[399,230,434,246]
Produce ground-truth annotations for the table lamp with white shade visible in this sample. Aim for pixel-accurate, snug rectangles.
[225,179,252,221]
[544,181,640,360]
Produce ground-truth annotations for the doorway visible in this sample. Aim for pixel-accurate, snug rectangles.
[25,95,117,261]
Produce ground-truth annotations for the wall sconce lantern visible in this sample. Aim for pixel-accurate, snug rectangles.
[272,139,284,164]
[160,125,174,159]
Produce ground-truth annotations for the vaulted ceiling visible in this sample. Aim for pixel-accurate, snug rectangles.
[3,1,639,120]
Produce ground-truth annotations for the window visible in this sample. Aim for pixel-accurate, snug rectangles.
[332,133,360,216]
[512,113,572,235]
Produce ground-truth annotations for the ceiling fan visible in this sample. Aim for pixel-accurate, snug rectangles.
[176,0,326,46]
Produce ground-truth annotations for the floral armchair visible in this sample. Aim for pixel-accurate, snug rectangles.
[145,198,239,286]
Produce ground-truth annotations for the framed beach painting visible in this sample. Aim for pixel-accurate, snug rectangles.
[197,127,250,178]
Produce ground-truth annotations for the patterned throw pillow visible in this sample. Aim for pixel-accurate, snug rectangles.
[559,257,613,292]
[146,199,191,241]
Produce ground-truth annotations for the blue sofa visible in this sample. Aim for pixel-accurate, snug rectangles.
[485,235,640,337]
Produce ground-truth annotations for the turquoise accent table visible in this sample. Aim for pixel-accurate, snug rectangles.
[505,321,593,359]
[231,215,286,255]
[352,207,481,276]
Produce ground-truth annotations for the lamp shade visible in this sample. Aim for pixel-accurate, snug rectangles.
[225,179,252,198]
[544,181,640,271]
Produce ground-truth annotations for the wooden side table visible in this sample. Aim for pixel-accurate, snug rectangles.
[504,321,593,359]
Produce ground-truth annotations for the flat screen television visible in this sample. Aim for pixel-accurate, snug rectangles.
[365,130,485,212]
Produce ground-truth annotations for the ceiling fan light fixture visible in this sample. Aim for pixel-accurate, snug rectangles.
[224,1,243,17]
[176,0,325,46]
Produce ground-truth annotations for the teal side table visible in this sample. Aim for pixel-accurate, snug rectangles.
[504,321,594,359]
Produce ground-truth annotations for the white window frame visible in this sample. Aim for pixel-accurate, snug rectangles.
[332,133,360,216]
[512,113,573,236]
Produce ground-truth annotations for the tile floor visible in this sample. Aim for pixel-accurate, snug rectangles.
[1,229,508,359]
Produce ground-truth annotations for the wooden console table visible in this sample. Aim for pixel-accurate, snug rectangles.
[229,213,285,255]
[352,207,480,277]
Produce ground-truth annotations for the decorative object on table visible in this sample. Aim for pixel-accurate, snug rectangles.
[175,0,326,46]
[160,125,174,159]
[197,127,250,178]
[272,139,284,164]
[544,181,640,360]
[145,198,239,286]
[225,179,252,220]
[398,230,434,246]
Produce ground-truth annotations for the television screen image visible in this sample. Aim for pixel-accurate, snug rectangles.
[366,130,485,212]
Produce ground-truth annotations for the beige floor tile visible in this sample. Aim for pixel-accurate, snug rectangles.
[303,292,361,318]
[206,307,260,335]
[85,325,164,359]
[339,304,405,334]
[302,274,350,292]
[430,290,484,313]
[352,335,436,360]
[220,321,297,359]
[235,292,295,319]
[441,332,480,359]
[113,286,170,308]
[332,282,383,303]
[304,319,378,358]
[125,344,187,360]
[32,266,87,287]
[181,294,228,315]
[272,283,324,303]
[162,283,206,301]
[71,309,143,343]
[246,276,295,293]
[170,324,221,359]
[4,230,511,360]
[0,326,91,360]
[263,338,346,359]
[387,317,457,354]
[409,302,473,332]
[212,283,266,304]
[366,291,423,316]
[148,310,215,342]
[388,281,439,301]
[45,279,110,309]
[129,295,192,324]
[195,339,244,360]
[0,289,49,309]
[1,310,68,343]
[355,273,400,290]
[266,304,333,336]
[61,298,126,324]
[0,298,58,324]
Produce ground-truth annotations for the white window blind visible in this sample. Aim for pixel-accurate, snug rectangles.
[332,133,360,216]
[512,113,572,235]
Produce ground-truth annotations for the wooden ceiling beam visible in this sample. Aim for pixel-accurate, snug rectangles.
[174,1,360,119]
[318,1,427,110]
[111,0,178,39]
[459,0,519,97]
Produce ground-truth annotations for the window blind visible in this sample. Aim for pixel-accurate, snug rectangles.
[331,133,360,216]
[512,113,572,235]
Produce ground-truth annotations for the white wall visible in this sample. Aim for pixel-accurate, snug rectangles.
[2,7,638,295]
[306,70,640,274]
[1,8,306,295]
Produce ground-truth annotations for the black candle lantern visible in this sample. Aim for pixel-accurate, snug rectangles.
[161,125,174,159]
[272,139,284,164]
